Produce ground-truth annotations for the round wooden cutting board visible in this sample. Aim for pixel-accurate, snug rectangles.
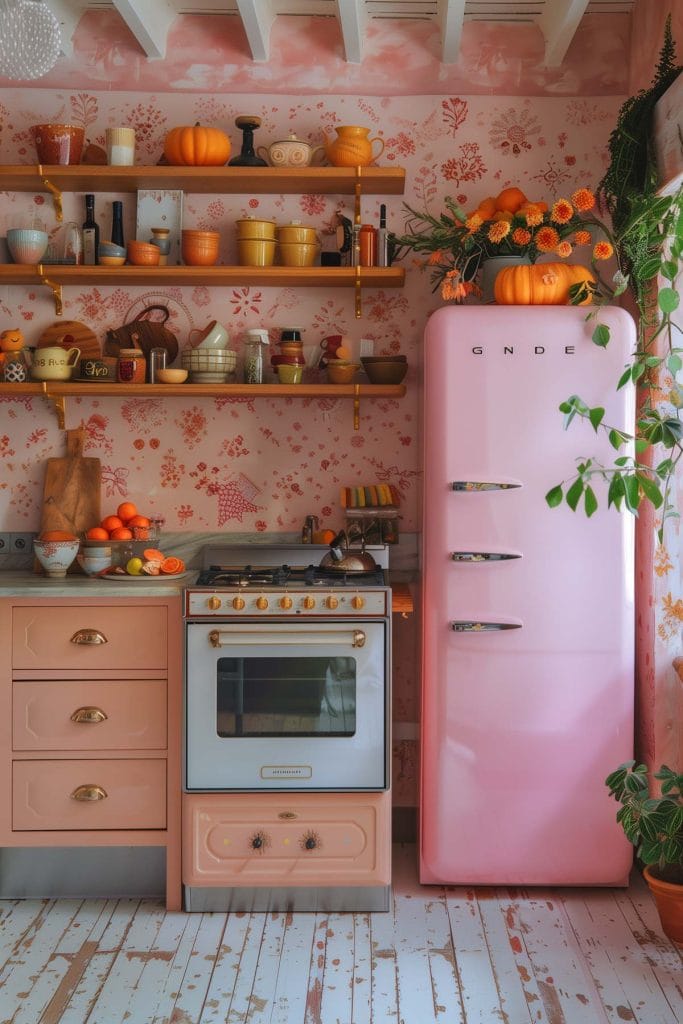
[37,320,101,359]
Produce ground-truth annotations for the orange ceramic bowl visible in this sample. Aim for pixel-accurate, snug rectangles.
[181,230,220,266]
[127,240,160,266]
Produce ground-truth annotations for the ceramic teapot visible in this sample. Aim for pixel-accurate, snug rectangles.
[0,328,25,352]
[322,126,385,167]
[257,133,325,168]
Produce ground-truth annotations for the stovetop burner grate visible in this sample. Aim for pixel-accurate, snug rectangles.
[195,563,386,589]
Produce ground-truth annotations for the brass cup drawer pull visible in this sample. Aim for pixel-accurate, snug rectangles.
[70,629,108,646]
[70,706,108,724]
[71,784,108,802]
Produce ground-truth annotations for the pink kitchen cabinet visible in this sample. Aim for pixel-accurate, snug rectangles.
[0,596,182,910]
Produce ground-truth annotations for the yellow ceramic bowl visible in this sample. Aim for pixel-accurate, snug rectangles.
[237,238,276,267]
[327,360,360,384]
[156,368,188,384]
[277,363,303,384]
[278,241,319,267]
[98,255,126,267]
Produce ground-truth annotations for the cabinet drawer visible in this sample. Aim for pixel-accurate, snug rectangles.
[13,759,166,831]
[182,792,391,887]
[13,680,167,751]
[12,606,167,671]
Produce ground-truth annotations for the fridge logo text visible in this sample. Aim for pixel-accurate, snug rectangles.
[471,345,575,355]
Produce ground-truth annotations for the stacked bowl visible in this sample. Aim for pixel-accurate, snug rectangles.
[7,228,49,264]
[235,218,276,267]
[182,229,220,267]
[361,354,408,384]
[181,347,237,383]
[277,222,319,267]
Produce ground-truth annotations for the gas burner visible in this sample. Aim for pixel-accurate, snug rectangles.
[195,562,386,589]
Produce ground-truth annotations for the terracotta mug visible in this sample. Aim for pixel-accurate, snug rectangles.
[30,346,80,381]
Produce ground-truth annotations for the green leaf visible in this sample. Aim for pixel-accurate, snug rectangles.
[667,352,682,374]
[635,437,651,452]
[659,287,680,314]
[631,362,646,382]
[609,429,626,450]
[607,475,624,509]
[637,474,664,508]
[566,477,584,511]
[639,256,662,280]
[617,367,632,390]
[661,258,678,281]
[656,458,673,478]
[644,356,662,367]
[545,485,563,508]
[592,324,611,348]
[614,456,629,467]
[584,485,598,517]
[589,407,605,432]
[623,474,640,512]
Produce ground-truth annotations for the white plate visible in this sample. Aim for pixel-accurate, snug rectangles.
[101,570,192,582]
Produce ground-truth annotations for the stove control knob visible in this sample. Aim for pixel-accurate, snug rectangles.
[351,595,365,609]
[256,596,268,610]
[207,595,221,611]
[232,596,246,610]
[302,596,316,610]
[325,596,339,610]
[279,595,293,610]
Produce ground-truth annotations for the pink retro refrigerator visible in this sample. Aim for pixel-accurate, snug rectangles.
[421,305,635,885]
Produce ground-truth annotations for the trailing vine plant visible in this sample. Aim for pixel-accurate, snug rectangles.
[546,18,682,541]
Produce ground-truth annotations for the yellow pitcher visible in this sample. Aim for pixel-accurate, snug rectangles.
[323,125,385,167]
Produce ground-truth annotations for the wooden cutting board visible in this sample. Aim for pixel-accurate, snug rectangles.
[37,320,100,359]
[39,425,101,571]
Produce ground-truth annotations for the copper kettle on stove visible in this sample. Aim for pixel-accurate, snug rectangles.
[319,525,378,573]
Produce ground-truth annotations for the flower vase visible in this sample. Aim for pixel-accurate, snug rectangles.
[480,255,531,304]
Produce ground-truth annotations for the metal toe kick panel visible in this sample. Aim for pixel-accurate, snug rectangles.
[183,884,391,913]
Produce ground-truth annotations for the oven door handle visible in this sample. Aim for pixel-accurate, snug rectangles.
[208,628,366,648]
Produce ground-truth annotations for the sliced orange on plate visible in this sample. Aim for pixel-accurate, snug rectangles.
[160,556,185,575]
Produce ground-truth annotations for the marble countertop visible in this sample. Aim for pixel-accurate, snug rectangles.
[0,570,194,597]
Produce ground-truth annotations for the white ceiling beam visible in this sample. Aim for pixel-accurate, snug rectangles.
[235,0,277,61]
[111,0,178,59]
[47,0,89,58]
[335,0,367,65]
[438,0,464,64]
[538,0,590,67]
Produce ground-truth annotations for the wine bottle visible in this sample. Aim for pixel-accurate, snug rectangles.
[110,200,124,248]
[82,193,99,265]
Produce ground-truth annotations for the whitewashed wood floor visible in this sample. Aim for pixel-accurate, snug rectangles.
[0,845,681,1024]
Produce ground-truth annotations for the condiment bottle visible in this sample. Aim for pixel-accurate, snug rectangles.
[82,194,99,265]
[117,348,146,383]
[359,224,377,267]
[243,328,269,384]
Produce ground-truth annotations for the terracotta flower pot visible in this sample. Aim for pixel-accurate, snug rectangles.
[643,866,683,945]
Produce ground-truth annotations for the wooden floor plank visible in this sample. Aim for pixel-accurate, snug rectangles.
[424,895,465,1024]
[165,912,228,1024]
[369,896,400,1023]
[445,888,507,1023]
[0,900,53,977]
[202,910,264,1024]
[119,911,195,1024]
[480,888,539,1024]
[242,911,286,1023]
[270,911,317,1024]
[351,913,372,1024]
[318,912,356,1024]
[394,886,446,1023]
[149,911,203,1024]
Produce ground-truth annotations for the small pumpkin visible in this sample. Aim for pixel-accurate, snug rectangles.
[0,328,25,352]
[493,262,595,306]
[163,124,231,167]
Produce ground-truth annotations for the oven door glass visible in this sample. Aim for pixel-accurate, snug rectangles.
[185,620,388,791]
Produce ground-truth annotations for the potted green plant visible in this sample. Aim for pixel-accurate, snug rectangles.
[605,761,683,943]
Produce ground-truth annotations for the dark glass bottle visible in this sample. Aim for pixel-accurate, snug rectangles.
[110,201,124,248]
[82,193,99,265]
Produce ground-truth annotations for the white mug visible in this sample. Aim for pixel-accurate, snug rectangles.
[189,320,230,350]
[106,127,135,166]
[31,346,80,381]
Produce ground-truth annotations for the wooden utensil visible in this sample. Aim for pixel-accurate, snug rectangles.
[37,320,100,359]
[38,424,101,572]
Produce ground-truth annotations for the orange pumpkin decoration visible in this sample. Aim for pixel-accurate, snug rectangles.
[493,262,595,306]
[0,328,25,352]
[494,186,527,214]
[163,124,231,166]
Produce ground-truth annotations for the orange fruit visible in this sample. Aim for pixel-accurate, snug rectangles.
[477,196,497,219]
[127,514,150,528]
[101,514,123,533]
[85,526,110,541]
[492,210,514,222]
[160,556,184,574]
[143,548,165,562]
[110,526,133,540]
[494,186,527,213]
[131,527,150,540]
[40,529,77,541]
[117,501,137,523]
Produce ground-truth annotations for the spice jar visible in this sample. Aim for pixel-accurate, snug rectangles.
[243,328,269,384]
[359,224,377,267]
[117,348,146,383]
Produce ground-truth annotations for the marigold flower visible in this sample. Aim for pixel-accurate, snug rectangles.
[511,228,532,246]
[441,269,467,302]
[593,240,614,260]
[465,213,483,232]
[488,220,511,243]
[571,188,595,212]
[535,226,560,252]
[556,240,573,258]
[573,229,592,246]
[428,250,446,264]
[523,206,544,227]
[551,199,574,224]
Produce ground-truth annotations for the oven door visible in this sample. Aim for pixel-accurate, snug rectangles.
[185,620,388,791]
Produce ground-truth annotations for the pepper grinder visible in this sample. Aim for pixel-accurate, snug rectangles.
[229,116,268,167]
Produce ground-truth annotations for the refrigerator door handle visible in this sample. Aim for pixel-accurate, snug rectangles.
[451,551,522,562]
[451,480,522,492]
[450,620,523,632]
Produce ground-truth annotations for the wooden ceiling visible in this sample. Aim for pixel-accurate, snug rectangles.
[48,0,636,67]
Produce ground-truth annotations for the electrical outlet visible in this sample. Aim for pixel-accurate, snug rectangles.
[0,532,10,554]
[10,532,35,553]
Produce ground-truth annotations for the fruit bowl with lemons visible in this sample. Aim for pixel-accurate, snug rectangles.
[80,502,185,576]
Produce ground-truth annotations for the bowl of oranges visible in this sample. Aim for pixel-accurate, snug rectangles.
[82,502,165,567]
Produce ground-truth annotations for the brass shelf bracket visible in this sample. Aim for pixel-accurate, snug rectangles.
[38,165,64,221]
[354,167,363,318]
[38,267,63,314]
[355,264,362,318]
[42,383,67,429]
[353,383,361,431]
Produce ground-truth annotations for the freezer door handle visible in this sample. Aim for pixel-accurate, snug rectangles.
[451,480,522,492]
[450,620,523,632]
[451,551,522,562]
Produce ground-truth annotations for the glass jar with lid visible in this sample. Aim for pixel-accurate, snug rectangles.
[243,328,269,384]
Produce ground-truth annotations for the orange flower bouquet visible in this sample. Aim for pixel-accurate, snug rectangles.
[394,185,618,302]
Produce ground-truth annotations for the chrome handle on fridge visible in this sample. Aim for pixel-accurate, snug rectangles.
[451,620,523,632]
[451,551,522,562]
[451,481,521,492]
[208,629,366,648]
